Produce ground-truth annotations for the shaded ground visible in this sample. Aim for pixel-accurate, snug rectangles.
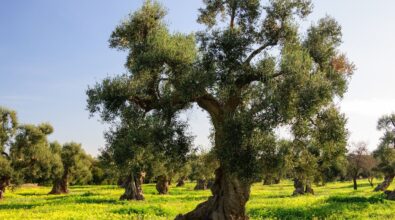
[0,180,393,219]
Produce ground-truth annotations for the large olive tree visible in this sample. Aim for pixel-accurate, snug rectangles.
[87,0,353,218]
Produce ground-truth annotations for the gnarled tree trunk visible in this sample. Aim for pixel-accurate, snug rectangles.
[49,173,68,194]
[194,179,207,190]
[305,183,314,195]
[292,178,305,196]
[176,176,186,187]
[0,176,10,200]
[374,175,394,192]
[263,175,272,185]
[156,175,169,195]
[120,172,145,200]
[175,167,251,220]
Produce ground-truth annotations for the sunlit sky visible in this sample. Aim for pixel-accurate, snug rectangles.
[1,0,394,156]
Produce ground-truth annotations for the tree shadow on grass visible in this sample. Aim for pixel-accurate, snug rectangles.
[17,192,48,197]
[337,182,373,189]
[0,203,40,210]
[112,206,170,217]
[248,195,385,220]
[75,197,118,204]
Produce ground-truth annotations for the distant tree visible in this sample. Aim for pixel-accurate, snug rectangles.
[100,107,192,200]
[94,148,120,185]
[189,151,219,190]
[10,123,55,184]
[288,106,348,195]
[373,114,395,191]
[0,107,18,199]
[49,142,92,194]
[260,138,288,185]
[86,0,353,217]
[173,162,192,187]
[347,142,376,190]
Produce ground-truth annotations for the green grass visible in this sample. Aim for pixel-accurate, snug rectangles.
[0,179,393,219]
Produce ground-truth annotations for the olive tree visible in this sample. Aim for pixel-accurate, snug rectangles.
[0,107,18,199]
[374,114,395,191]
[49,142,92,194]
[10,123,56,184]
[87,0,353,218]
[347,142,375,190]
[99,107,192,200]
[288,106,348,195]
[189,151,219,190]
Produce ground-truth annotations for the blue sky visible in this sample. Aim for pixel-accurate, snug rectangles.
[1,0,394,155]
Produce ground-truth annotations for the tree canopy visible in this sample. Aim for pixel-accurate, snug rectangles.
[87,0,353,218]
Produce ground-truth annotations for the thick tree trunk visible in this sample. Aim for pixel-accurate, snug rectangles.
[175,167,251,220]
[156,175,169,195]
[292,178,305,196]
[305,183,314,195]
[0,176,10,200]
[263,176,272,185]
[49,173,68,194]
[194,179,207,190]
[176,177,186,187]
[374,175,394,192]
[353,177,357,190]
[120,172,145,200]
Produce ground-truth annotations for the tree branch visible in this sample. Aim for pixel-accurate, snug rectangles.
[196,93,223,123]
[244,41,276,65]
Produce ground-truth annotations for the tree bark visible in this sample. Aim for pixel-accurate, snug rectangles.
[156,175,169,195]
[194,179,207,190]
[263,176,272,185]
[175,167,250,220]
[274,177,281,184]
[353,177,357,190]
[49,173,69,194]
[374,175,394,192]
[292,178,305,196]
[0,176,10,200]
[305,183,314,195]
[176,177,186,187]
[120,172,145,200]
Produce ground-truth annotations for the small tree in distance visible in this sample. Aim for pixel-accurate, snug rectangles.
[49,142,92,194]
[347,142,375,190]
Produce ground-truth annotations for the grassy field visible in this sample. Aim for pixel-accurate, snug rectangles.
[0,179,394,220]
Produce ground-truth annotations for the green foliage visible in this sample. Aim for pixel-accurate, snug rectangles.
[60,142,92,185]
[188,151,219,181]
[86,2,353,209]
[373,113,395,176]
[0,107,18,153]
[10,123,55,183]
